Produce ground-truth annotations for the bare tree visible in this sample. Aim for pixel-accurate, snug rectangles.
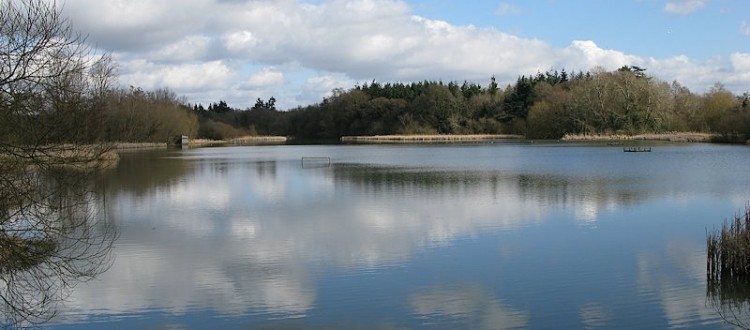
[1,0,116,159]
[1,1,118,327]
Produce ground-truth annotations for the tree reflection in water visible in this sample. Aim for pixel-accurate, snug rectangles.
[0,166,117,329]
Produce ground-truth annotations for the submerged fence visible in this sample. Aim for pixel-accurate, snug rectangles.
[301,157,331,168]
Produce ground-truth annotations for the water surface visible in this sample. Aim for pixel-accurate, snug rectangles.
[44,142,750,329]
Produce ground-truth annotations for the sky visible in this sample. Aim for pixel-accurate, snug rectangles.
[56,0,750,110]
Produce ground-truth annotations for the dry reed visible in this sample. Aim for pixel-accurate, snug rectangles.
[707,205,750,281]
[707,206,750,329]
[562,132,718,143]
[340,134,524,143]
[229,136,288,144]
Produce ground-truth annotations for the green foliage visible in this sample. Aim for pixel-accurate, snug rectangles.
[119,68,748,142]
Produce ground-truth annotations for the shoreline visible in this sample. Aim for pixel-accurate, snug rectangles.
[100,132,750,151]
[341,134,525,143]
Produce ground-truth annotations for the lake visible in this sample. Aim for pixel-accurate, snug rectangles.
[40,141,750,329]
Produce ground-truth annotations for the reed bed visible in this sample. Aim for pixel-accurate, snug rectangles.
[707,206,750,329]
[229,136,288,144]
[340,134,524,143]
[562,132,717,143]
[188,139,229,147]
[113,142,167,150]
[707,205,750,281]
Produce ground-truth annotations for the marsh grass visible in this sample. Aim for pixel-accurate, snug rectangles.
[707,206,750,280]
[707,205,750,328]
[562,132,718,143]
[340,134,524,143]
[228,136,287,145]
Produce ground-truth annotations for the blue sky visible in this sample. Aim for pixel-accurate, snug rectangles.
[58,0,750,109]
[413,0,748,60]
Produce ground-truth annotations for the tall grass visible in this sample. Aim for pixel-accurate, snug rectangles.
[340,134,524,143]
[707,205,750,329]
[707,205,750,280]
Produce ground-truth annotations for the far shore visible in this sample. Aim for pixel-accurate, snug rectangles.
[341,134,525,143]
[109,132,748,150]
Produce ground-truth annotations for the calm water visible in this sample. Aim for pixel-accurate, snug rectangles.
[42,142,750,329]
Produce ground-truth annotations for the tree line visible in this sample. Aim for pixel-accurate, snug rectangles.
[13,64,749,144]
[192,67,749,142]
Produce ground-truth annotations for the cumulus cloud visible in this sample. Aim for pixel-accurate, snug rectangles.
[55,0,750,109]
[242,68,285,89]
[297,74,355,104]
[561,40,640,71]
[731,53,750,71]
[119,60,235,93]
[663,0,707,15]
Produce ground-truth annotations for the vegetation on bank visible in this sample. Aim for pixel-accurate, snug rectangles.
[51,65,745,145]
[189,67,750,143]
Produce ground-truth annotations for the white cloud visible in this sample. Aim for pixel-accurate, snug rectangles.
[223,31,260,54]
[298,74,355,103]
[119,60,234,92]
[731,53,750,71]
[59,0,216,51]
[148,35,215,63]
[495,2,523,17]
[562,40,639,71]
[243,68,285,89]
[55,0,750,108]
[663,0,707,15]
[727,53,750,86]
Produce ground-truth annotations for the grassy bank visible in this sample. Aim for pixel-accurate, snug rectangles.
[561,132,719,143]
[341,134,524,143]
